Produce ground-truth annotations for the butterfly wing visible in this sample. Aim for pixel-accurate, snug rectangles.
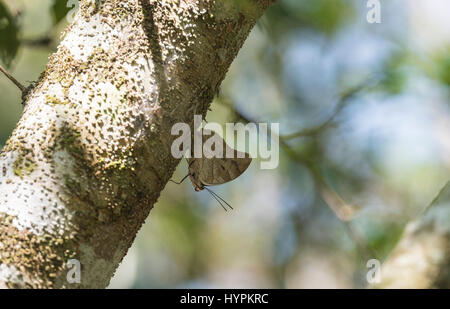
[191,153,251,186]
[188,132,252,187]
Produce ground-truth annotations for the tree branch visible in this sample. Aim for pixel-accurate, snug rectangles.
[373,181,450,288]
[0,0,274,288]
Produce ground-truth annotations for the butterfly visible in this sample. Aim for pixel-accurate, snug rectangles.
[170,130,252,211]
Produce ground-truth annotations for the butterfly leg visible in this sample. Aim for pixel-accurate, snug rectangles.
[169,173,190,185]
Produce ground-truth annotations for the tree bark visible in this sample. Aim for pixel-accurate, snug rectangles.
[0,0,274,288]
[373,181,450,288]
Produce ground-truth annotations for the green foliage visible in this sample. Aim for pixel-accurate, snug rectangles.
[0,1,19,67]
[438,53,450,87]
[362,220,405,261]
[378,52,408,94]
[50,0,72,25]
[263,0,354,38]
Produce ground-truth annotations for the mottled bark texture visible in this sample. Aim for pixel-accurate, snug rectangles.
[0,0,273,288]
[374,181,450,288]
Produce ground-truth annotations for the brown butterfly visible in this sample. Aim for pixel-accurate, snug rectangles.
[171,131,252,211]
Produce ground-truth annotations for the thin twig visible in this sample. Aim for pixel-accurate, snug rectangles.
[281,78,378,140]
[0,64,25,92]
[21,35,53,48]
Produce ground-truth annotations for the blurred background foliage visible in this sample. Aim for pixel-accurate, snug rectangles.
[0,0,449,288]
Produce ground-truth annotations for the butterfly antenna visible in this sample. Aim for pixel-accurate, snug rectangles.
[208,189,234,210]
[205,187,233,211]
[205,187,228,211]
[169,173,190,185]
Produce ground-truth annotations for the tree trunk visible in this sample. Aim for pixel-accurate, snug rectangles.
[0,0,273,288]
[373,181,450,288]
